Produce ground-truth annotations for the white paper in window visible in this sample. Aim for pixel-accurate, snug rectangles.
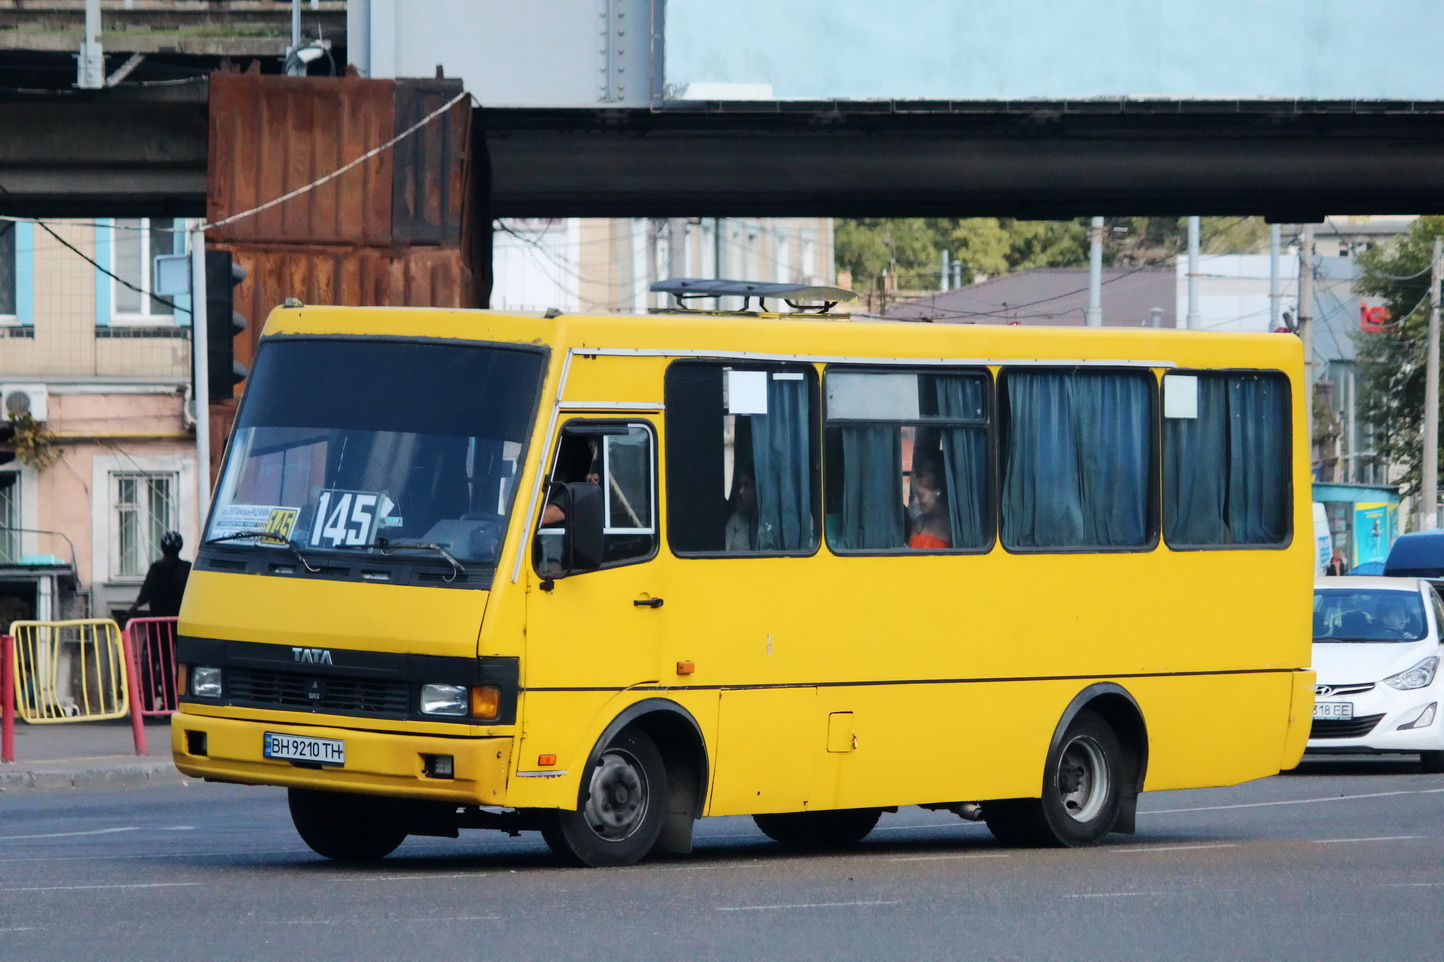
[1164,375,1199,419]
[727,370,768,415]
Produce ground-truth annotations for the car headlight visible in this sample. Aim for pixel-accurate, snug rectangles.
[190,666,223,698]
[1384,655,1439,691]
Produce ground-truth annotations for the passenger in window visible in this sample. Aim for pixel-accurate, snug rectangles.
[907,456,952,550]
[725,468,758,552]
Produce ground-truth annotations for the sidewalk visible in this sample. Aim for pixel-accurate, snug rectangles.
[0,717,186,792]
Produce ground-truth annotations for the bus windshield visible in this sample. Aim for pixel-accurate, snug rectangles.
[206,338,545,566]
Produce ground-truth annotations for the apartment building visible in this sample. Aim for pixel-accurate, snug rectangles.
[1,217,199,626]
[492,218,836,314]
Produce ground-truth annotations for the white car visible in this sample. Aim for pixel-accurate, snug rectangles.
[1311,576,1444,772]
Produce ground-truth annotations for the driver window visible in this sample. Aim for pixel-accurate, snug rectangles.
[533,423,657,573]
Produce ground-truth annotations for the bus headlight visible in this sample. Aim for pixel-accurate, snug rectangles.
[1385,656,1439,691]
[190,667,223,698]
[419,684,502,720]
[420,684,469,716]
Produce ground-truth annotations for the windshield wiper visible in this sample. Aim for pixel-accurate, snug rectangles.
[204,530,322,573]
[376,538,467,581]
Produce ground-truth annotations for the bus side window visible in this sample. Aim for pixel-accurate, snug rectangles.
[664,362,819,556]
[1162,370,1289,548]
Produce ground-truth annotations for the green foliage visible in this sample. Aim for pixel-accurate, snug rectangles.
[835,216,1269,293]
[1353,216,1444,495]
[5,413,58,472]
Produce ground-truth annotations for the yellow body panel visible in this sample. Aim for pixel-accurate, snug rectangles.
[174,304,1314,818]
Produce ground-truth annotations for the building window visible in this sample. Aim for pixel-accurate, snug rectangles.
[1162,371,1290,547]
[0,221,15,320]
[999,368,1155,551]
[114,473,176,578]
[106,218,184,325]
[0,471,18,563]
[824,368,991,552]
[665,362,819,556]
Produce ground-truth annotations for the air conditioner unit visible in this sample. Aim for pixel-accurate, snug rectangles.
[1,384,48,423]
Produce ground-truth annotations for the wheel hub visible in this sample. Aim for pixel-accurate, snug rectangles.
[585,750,648,840]
[1056,735,1110,823]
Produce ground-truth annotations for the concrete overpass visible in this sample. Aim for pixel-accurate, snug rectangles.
[5,84,1444,221]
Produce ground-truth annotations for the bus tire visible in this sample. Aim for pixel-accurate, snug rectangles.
[1420,750,1444,774]
[540,727,667,867]
[752,808,882,848]
[984,709,1124,848]
[287,787,408,862]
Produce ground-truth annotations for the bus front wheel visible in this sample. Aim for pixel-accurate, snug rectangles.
[753,808,882,848]
[984,709,1124,848]
[287,787,408,862]
[540,727,667,867]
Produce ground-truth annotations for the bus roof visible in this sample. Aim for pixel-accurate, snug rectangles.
[257,303,1303,372]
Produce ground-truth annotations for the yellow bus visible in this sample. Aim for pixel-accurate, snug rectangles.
[172,292,1315,866]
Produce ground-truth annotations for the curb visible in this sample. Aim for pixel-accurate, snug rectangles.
[0,761,191,793]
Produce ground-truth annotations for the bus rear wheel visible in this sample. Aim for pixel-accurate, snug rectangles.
[540,728,667,867]
[752,808,882,848]
[287,787,408,862]
[984,709,1124,848]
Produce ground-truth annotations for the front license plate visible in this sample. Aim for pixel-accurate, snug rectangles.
[1313,701,1354,721]
[264,732,345,765]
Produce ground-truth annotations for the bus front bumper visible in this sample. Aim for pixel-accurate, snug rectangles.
[171,713,513,806]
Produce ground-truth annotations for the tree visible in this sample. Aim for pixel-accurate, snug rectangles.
[835,216,1268,293]
[1354,216,1444,496]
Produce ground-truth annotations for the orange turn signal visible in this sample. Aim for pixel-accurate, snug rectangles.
[538,754,557,766]
[676,660,695,675]
[470,685,501,720]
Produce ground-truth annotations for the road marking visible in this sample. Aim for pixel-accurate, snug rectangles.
[0,927,47,932]
[0,827,140,841]
[1314,836,1422,844]
[1069,892,1178,899]
[1388,882,1444,888]
[892,853,1010,862]
[334,874,494,883]
[159,826,196,831]
[1111,843,1240,854]
[1144,787,1444,816]
[717,900,901,912]
[0,882,200,894]
[256,916,500,925]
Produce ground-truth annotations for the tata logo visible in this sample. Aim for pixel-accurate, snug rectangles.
[292,647,334,665]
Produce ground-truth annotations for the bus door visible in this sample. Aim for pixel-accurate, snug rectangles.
[525,418,666,693]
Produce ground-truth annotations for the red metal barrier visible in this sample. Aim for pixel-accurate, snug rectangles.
[122,618,179,717]
[2,633,15,763]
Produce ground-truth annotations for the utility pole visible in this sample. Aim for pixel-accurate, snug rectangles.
[1299,225,1315,474]
[189,226,211,525]
[1084,217,1103,327]
[1422,238,1442,530]
[941,250,951,292]
[1268,223,1282,331]
[77,0,104,89]
[1185,216,1201,330]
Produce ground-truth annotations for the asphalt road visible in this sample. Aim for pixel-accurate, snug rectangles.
[2,757,1442,962]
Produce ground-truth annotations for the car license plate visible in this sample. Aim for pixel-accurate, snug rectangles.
[1313,701,1354,721]
[264,732,345,765]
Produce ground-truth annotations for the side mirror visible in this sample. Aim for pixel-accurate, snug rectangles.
[559,480,603,574]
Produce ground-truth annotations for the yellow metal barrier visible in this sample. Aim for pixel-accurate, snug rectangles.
[7,619,129,723]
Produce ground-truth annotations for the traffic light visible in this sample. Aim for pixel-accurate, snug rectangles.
[204,250,248,400]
